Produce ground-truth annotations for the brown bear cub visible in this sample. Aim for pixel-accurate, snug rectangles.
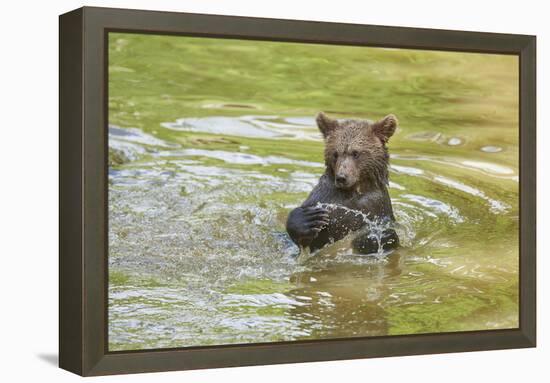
[286,112,399,254]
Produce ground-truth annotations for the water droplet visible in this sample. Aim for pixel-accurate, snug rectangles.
[447,137,462,146]
[481,145,502,153]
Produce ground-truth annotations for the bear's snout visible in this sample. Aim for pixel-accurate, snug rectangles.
[335,174,349,188]
[334,156,358,189]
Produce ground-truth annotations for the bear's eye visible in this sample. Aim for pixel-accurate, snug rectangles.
[351,150,360,159]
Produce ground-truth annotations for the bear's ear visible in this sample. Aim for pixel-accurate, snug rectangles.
[316,112,338,138]
[371,114,398,144]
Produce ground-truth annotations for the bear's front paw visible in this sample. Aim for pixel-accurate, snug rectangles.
[286,206,330,246]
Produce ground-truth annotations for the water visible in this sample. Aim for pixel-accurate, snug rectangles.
[107,33,519,351]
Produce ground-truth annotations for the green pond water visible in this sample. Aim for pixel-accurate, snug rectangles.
[107,33,519,351]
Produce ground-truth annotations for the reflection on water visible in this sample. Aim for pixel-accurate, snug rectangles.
[162,115,321,140]
[157,148,323,168]
[108,34,519,351]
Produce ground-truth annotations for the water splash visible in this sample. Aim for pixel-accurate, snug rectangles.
[312,202,396,258]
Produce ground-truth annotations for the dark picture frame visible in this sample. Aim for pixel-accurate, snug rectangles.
[59,6,536,376]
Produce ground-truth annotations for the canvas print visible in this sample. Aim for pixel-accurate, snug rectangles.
[107,33,519,351]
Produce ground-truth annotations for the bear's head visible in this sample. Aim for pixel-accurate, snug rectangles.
[316,112,397,191]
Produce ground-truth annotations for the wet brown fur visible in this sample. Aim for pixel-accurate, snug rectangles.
[286,112,399,253]
[318,112,397,189]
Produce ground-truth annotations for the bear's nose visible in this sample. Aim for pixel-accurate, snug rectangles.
[335,175,347,185]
